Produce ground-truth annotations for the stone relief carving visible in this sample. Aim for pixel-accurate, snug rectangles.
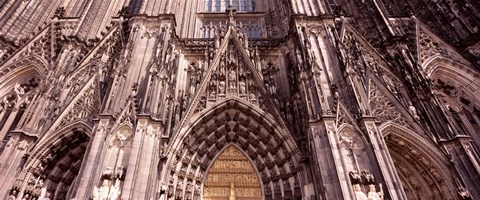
[369,79,412,129]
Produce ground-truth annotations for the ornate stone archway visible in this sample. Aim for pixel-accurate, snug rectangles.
[11,123,92,200]
[164,99,304,200]
[381,125,458,200]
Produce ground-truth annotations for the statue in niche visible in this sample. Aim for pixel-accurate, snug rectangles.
[39,187,49,200]
[219,80,226,94]
[229,182,236,200]
[220,56,226,75]
[210,87,217,99]
[17,139,29,151]
[92,185,99,199]
[228,68,236,88]
[215,28,221,49]
[21,193,30,200]
[14,83,25,96]
[239,79,246,94]
[160,142,168,158]
[229,46,235,64]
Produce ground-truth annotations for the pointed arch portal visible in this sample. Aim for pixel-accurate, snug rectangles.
[203,145,262,200]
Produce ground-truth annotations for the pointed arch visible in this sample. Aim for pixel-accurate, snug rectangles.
[202,144,263,200]
[26,121,93,168]
[336,124,374,183]
[0,61,43,144]
[425,56,480,148]
[176,26,290,141]
[426,56,480,104]
[164,99,304,200]
[0,57,45,99]
[39,74,99,138]
[379,123,458,200]
[106,123,135,148]
[0,54,49,80]
[18,121,91,200]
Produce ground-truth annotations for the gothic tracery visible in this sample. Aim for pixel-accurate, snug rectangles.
[0,0,479,200]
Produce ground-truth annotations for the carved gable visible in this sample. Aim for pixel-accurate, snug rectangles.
[417,23,469,67]
[368,78,412,129]
[57,78,101,129]
[182,26,279,120]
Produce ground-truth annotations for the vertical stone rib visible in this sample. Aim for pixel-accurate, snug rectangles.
[0,0,22,32]
[121,122,145,199]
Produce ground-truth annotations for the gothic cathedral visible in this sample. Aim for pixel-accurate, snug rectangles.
[0,0,479,199]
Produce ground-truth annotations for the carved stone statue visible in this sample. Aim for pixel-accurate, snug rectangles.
[409,102,420,121]
[98,180,110,200]
[239,80,246,94]
[7,190,17,200]
[21,193,30,200]
[92,186,99,200]
[367,185,381,200]
[219,80,226,94]
[14,83,25,96]
[228,69,236,88]
[108,180,121,200]
[17,139,29,151]
[159,193,166,200]
[353,184,368,200]
[458,187,472,200]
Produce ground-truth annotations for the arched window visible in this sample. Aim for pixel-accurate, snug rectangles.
[205,0,254,12]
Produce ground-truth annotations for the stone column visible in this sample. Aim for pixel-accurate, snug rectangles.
[72,117,110,199]
[308,120,353,199]
[0,134,32,199]
[0,107,19,142]
[122,118,160,199]
[361,119,408,200]
[440,136,480,199]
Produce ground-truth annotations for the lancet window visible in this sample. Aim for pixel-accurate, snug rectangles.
[205,0,254,12]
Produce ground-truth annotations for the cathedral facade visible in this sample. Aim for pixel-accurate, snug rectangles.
[0,0,479,199]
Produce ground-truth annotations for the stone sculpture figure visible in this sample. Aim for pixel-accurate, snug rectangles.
[239,80,246,94]
[353,184,368,200]
[108,180,121,200]
[7,190,17,200]
[98,180,110,200]
[367,185,381,200]
[229,69,236,88]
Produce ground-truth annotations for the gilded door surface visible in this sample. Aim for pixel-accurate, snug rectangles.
[203,145,262,200]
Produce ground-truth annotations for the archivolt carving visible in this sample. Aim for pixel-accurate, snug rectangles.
[15,124,91,200]
[382,129,457,200]
[165,100,303,200]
